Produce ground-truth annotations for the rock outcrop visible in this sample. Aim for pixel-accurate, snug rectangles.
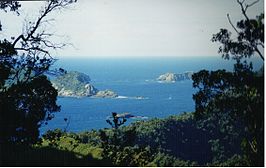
[157,71,193,83]
[94,90,118,98]
[51,71,119,98]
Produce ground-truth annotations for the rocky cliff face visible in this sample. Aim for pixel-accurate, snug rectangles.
[51,71,118,98]
[51,71,98,97]
[157,71,193,82]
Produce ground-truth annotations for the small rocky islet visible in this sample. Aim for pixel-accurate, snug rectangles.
[156,71,194,83]
[93,90,118,98]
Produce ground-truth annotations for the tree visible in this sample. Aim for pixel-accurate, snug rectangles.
[0,0,76,144]
[106,112,127,129]
[192,62,263,164]
[192,0,264,166]
[212,0,264,61]
[0,1,21,16]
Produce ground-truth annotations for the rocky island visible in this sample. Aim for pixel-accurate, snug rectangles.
[157,71,193,83]
[93,90,118,98]
[51,71,118,98]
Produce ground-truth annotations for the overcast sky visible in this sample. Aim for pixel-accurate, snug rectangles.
[1,0,264,58]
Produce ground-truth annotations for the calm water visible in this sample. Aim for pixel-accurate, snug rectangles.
[40,56,262,134]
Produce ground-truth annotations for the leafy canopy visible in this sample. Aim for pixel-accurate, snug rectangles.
[192,0,264,166]
[212,0,264,61]
[0,0,76,144]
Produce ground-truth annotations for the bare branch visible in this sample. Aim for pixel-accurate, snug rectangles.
[258,42,264,48]
[237,0,246,5]
[254,47,264,61]
[15,47,50,55]
[12,1,53,47]
[245,0,260,11]
[227,14,239,34]
[2,0,76,86]
[12,0,75,48]
[237,0,260,21]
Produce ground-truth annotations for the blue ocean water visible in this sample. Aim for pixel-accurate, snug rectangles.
[40,56,263,134]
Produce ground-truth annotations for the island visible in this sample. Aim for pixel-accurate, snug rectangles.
[93,90,118,98]
[51,71,118,98]
[157,71,193,83]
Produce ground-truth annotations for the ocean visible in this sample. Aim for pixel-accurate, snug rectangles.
[40,56,263,134]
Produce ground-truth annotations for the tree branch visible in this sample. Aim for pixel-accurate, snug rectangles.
[258,42,264,48]
[237,0,260,21]
[12,1,53,47]
[245,0,260,11]
[12,0,73,48]
[227,14,239,34]
[15,47,50,55]
[254,47,264,61]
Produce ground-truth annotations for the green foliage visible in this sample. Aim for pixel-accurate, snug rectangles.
[42,129,65,147]
[104,145,153,166]
[41,129,104,160]
[212,7,264,60]
[1,1,261,166]
[0,0,76,144]
[76,130,101,145]
[208,154,251,167]
[0,142,111,166]
[99,124,196,167]
[126,113,212,164]
[1,111,254,166]
[51,71,96,95]
[149,152,196,167]
[192,61,263,165]
[194,3,264,165]
[0,75,60,144]
[93,112,218,165]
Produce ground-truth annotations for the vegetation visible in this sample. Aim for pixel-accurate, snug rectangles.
[0,0,263,167]
[52,71,91,87]
[1,112,257,166]
[191,0,264,166]
[195,0,264,166]
[51,71,98,97]
[1,113,199,166]
[192,62,263,165]
[0,0,76,144]
[212,0,264,61]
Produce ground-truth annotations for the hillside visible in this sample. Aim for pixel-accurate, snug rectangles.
[51,71,118,98]
[1,112,249,167]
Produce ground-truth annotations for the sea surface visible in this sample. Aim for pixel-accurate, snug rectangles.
[40,56,262,134]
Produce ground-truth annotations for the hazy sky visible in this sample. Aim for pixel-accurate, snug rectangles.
[1,0,264,58]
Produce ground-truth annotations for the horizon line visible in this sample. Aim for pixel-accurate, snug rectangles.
[55,55,222,59]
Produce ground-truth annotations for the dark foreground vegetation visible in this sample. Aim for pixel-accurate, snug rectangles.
[0,111,261,166]
[0,0,264,166]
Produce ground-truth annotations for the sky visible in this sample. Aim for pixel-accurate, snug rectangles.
[1,0,264,58]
